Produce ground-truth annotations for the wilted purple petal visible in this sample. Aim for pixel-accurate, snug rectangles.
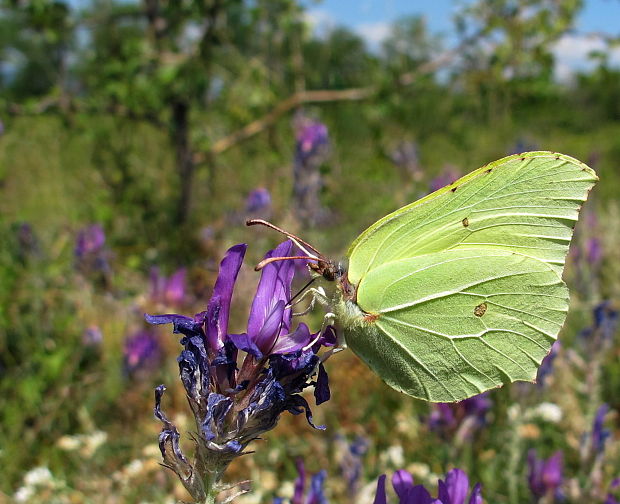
[202,393,234,442]
[145,313,202,338]
[248,241,296,344]
[286,394,325,430]
[206,244,247,351]
[314,363,330,405]
[373,475,387,504]
[392,469,415,501]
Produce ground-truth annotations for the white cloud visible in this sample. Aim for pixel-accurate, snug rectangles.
[355,21,391,50]
[553,34,620,82]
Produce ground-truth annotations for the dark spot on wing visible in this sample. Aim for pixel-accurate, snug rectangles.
[555,154,560,160]
[451,186,458,193]
[520,157,525,161]
[485,168,493,173]
[462,217,469,227]
[474,303,487,317]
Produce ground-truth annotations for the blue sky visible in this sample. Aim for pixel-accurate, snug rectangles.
[303,0,620,78]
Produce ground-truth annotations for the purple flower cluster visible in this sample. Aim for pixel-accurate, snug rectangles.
[274,459,328,504]
[246,188,272,216]
[536,341,560,387]
[295,119,329,164]
[428,166,460,194]
[147,242,335,501]
[374,468,482,504]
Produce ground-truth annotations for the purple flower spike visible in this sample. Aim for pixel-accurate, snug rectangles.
[591,404,610,455]
[75,224,106,257]
[246,187,272,214]
[147,242,335,496]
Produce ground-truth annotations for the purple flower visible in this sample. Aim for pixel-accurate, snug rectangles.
[389,141,423,180]
[146,242,335,500]
[74,224,110,277]
[124,329,162,375]
[527,450,563,501]
[149,267,188,307]
[428,393,491,439]
[335,435,369,496]
[246,188,272,215]
[274,459,328,504]
[296,120,329,161]
[75,224,106,257]
[373,468,482,504]
[583,404,611,457]
[82,325,103,346]
[581,301,619,344]
[605,478,620,504]
[537,341,560,386]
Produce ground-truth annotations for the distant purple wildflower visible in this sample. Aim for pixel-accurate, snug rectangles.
[605,478,620,504]
[82,325,103,346]
[537,341,560,386]
[428,393,491,439]
[75,224,106,257]
[388,141,423,181]
[246,188,272,216]
[373,468,482,504]
[581,301,619,343]
[335,435,369,496]
[592,404,610,454]
[147,242,335,501]
[510,139,538,155]
[527,450,563,501]
[429,166,460,193]
[74,224,110,277]
[150,267,188,307]
[293,114,330,225]
[274,459,328,504]
[124,329,162,375]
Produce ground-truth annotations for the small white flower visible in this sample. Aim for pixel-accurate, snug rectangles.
[14,486,34,502]
[23,467,53,486]
[529,402,563,423]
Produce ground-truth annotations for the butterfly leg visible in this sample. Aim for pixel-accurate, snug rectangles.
[290,286,328,316]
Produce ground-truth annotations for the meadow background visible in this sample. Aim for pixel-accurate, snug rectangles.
[1,0,620,502]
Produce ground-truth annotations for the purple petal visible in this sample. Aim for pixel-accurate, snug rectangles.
[247,241,296,342]
[409,484,434,504]
[373,475,387,504]
[468,483,483,504]
[272,322,313,355]
[444,469,470,504]
[542,452,563,489]
[314,362,330,405]
[392,470,415,500]
[206,244,246,351]
[145,313,201,337]
[228,333,263,359]
[286,394,325,430]
[166,268,187,305]
[254,300,286,354]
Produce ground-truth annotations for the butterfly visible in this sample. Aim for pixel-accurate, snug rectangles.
[249,151,598,402]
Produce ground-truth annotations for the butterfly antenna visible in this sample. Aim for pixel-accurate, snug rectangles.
[246,219,324,260]
[254,255,317,271]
